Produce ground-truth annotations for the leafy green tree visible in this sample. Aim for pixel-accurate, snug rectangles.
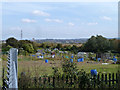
[2,45,13,52]
[56,43,62,50]
[22,43,34,53]
[62,60,78,77]
[18,40,37,53]
[6,37,18,48]
[71,45,78,54]
[83,35,110,53]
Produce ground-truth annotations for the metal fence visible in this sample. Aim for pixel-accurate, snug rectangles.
[2,48,18,89]
[18,73,120,88]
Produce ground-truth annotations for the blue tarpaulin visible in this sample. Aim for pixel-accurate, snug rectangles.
[113,58,117,62]
[80,58,84,62]
[70,59,73,62]
[45,59,48,63]
[91,69,97,76]
[77,59,80,62]
[32,55,35,57]
[71,56,74,58]
[97,58,101,61]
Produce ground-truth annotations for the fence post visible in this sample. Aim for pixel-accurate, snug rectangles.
[70,76,73,87]
[6,48,18,89]
[112,73,114,88]
[101,74,104,88]
[53,76,55,88]
[66,75,68,85]
[105,74,107,85]
[97,74,100,88]
[118,72,120,88]
[34,77,37,88]
[48,76,50,87]
[109,73,111,88]
[62,74,65,88]
[73,75,76,88]
[39,77,41,88]
[43,77,46,88]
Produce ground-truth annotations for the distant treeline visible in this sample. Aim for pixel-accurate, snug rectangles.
[35,38,88,44]
[2,35,120,54]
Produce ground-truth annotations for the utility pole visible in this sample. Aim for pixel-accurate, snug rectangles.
[21,30,22,40]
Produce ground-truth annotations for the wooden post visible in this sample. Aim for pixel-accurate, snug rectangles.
[34,77,37,87]
[101,74,104,88]
[43,77,46,88]
[70,76,72,87]
[66,75,68,84]
[105,74,107,84]
[39,77,41,88]
[112,73,114,88]
[109,73,111,88]
[62,74,64,88]
[97,74,100,88]
[53,76,55,88]
[48,77,50,86]
[74,75,77,88]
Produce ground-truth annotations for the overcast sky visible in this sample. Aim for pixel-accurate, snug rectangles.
[2,2,118,40]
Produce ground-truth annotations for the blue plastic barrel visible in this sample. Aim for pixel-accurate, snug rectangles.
[70,59,73,62]
[97,58,101,61]
[80,58,84,62]
[32,55,35,57]
[45,59,48,63]
[113,56,116,58]
[91,69,97,76]
[113,58,117,62]
[77,59,80,62]
[71,56,74,58]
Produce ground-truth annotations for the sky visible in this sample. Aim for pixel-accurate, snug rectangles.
[2,2,118,40]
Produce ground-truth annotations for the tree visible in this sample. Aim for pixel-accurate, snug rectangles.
[83,35,110,53]
[6,37,18,48]
[2,45,13,52]
[62,60,78,77]
[18,40,37,53]
[56,43,62,50]
[83,35,110,58]
[22,43,34,53]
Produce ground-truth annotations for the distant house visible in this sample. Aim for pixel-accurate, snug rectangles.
[36,52,40,56]
[53,48,58,51]
[77,52,89,58]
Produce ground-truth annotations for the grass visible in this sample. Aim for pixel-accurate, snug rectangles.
[2,60,119,78]
[2,54,119,78]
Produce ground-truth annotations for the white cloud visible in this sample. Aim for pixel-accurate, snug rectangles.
[45,18,52,22]
[45,18,63,23]
[32,10,50,16]
[10,27,21,30]
[53,19,63,23]
[101,16,112,21]
[68,22,75,26]
[88,22,98,25]
[21,18,37,23]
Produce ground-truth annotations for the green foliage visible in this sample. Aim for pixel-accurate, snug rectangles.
[83,35,110,53]
[56,43,62,50]
[6,37,18,48]
[2,45,13,53]
[22,43,34,53]
[2,37,38,54]
[62,60,78,77]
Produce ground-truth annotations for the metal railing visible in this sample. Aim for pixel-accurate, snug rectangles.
[3,48,18,89]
